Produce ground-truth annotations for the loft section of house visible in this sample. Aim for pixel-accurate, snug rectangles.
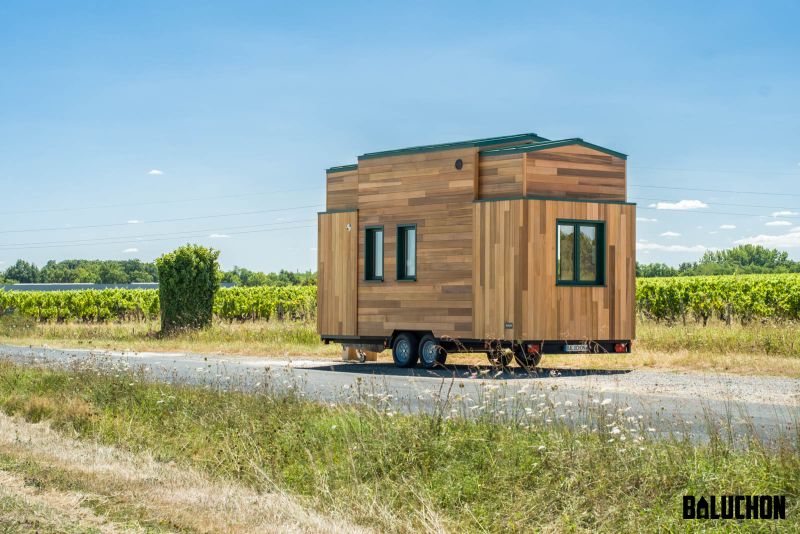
[317,133,636,369]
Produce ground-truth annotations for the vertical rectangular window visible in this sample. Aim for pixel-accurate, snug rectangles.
[397,224,416,281]
[365,227,383,281]
[556,221,604,285]
[557,224,575,282]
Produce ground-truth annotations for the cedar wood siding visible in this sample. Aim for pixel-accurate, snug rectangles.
[473,199,635,341]
[356,148,477,339]
[524,145,626,201]
[326,168,358,210]
[478,153,524,198]
[317,210,358,336]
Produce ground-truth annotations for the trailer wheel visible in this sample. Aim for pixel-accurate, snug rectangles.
[513,345,542,369]
[487,348,512,368]
[419,335,447,368]
[392,333,419,368]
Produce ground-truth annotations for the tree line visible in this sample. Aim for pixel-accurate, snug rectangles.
[2,244,796,284]
[637,245,800,277]
[0,259,316,287]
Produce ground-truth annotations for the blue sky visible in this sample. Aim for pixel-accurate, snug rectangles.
[1,1,798,272]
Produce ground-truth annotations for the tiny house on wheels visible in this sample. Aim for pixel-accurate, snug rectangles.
[317,133,636,368]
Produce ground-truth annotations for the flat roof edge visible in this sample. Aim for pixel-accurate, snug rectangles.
[326,164,358,173]
[480,138,628,160]
[474,195,636,206]
[357,133,549,161]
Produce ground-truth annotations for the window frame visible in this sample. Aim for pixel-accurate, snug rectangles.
[555,219,605,286]
[396,224,417,282]
[364,225,384,282]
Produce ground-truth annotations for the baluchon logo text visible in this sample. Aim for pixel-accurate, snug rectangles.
[683,496,786,520]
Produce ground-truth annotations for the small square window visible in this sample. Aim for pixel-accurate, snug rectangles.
[365,227,383,281]
[397,224,416,281]
[556,221,604,285]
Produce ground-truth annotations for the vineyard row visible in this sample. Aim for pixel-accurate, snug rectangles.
[1,274,799,325]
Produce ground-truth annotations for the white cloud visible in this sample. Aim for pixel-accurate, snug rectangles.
[208,233,230,239]
[122,247,139,253]
[772,210,798,217]
[127,219,142,224]
[734,228,800,248]
[647,199,708,210]
[636,241,708,252]
[766,220,792,227]
[660,231,681,237]
[719,224,736,230]
[636,217,658,222]
[147,169,163,175]
[639,239,649,243]
[709,231,718,234]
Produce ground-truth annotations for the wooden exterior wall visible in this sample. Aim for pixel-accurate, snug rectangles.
[319,139,634,343]
[474,199,635,341]
[524,145,626,201]
[326,169,358,210]
[477,153,524,199]
[356,148,476,338]
[317,211,358,336]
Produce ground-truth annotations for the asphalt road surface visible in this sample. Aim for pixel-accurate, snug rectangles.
[1,344,798,442]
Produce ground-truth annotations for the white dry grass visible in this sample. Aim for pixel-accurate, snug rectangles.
[0,412,371,534]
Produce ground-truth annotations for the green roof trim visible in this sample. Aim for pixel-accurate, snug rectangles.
[357,133,550,161]
[326,164,358,173]
[480,138,628,160]
[474,195,635,206]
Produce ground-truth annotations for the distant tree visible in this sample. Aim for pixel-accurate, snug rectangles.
[3,260,40,283]
[636,262,678,277]
[636,245,800,277]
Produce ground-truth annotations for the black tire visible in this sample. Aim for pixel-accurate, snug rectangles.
[513,345,543,369]
[419,335,447,368]
[392,332,420,368]
[487,348,512,367]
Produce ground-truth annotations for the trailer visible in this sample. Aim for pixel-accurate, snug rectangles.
[317,133,636,368]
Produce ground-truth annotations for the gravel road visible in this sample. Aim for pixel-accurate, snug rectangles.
[1,344,798,441]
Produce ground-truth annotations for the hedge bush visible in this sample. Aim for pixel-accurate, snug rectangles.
[155,245,221,333]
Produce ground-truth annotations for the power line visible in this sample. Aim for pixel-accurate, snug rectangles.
[629,184,800,198]
[630,165,800,177]
[0,218,316,249]
[3,186,322,216]
[0,224,316,252]
[0,204,323,235]
[637,207,800,219]
[631,197,800,213]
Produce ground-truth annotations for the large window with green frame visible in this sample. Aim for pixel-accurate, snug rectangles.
[556,220,605,285]
[365,226,384,281]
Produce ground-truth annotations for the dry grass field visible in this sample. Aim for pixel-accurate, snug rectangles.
[1,316,798,377]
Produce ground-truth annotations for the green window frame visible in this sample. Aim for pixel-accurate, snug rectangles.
[396,224,417,281]
[556,220,605,286]
[365,226,384,281]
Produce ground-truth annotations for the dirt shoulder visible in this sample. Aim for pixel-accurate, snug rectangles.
[0,412,370,534]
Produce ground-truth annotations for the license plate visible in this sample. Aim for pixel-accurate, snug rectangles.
[564,343,589,353]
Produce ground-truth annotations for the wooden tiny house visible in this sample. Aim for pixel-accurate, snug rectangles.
[317,133,636,368]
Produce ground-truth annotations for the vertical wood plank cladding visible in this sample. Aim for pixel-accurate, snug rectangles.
[357,148,475,339]
[478,153,524,198]
[473,200,525,339]
[326,169,358,210]
[525,145,627,201]
[317,211,358,336]
[521,199,636,340]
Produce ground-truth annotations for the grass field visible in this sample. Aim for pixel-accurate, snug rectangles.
[0,361,796,532]
[1,315,799,376]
